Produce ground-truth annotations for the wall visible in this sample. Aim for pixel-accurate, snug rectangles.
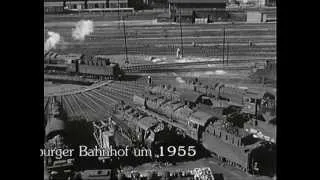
[44,2,65,14]
[172,3,226,9]
[246,11,262,23]
[109,0,128,8]
[209,123,243,147]
[45,0,129,10]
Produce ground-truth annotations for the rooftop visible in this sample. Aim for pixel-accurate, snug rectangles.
[169,0,226,3]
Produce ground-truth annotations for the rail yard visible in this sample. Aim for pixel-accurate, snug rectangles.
[45,21,276,59]
[43,3,276,180]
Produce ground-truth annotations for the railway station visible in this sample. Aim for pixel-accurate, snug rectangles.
[43,1,277,179]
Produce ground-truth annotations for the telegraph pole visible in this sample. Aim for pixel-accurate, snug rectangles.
[179,8,184,58]
[118,0,120,29]
[226,40,229,65]
[222,26,226,64]
[225,25,229,64]
[122,16,129,64]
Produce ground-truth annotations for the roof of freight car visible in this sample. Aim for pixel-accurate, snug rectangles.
[213,119,250,138]
[245,90,266,99]
[137,117,159,130]
[150,86,164,93]
[44,64,69,68]
[189,111,213,126]
[45,118,65,136]
[180,90,203,103]
[197,105,225,120]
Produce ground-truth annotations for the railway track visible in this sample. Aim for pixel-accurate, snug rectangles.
[55,79,145,121]
[51,21,276,58]
[44,81,112,97]
[61,91,113,121]
[57,79,153,118]
[44,74,96,85]
[44,68,265,121]
[127,65,252,73]
[95,81,191,132]
[121,59,275,73]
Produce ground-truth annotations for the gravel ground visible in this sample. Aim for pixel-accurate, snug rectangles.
[122,157,275,180]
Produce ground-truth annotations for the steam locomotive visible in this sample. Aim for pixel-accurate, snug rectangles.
[112,102,179,152]
[133,90,276,176]
[44,51,124,80]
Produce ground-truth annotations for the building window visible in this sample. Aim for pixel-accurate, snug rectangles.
[110,3,117,8]
[120,3,127,8]
[250,98,256,103]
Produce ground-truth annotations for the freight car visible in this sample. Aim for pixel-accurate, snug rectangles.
[148,82,276,121]
[145,84,276,141]
[182,80,254,106]
[44,51,123,80]
[133,92,276,176]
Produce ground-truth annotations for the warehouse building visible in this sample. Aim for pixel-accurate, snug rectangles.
[230,0,276,7]
[142,0,169,8]
[44,0,129,14]
[265,0,276,7]
[44,0,65,13]
[168,0,227,22]
[169,0,226,10]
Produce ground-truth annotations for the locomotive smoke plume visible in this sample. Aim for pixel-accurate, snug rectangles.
[72,20,94,41]
[215,70,227,75]
[173,73,186,84]
[44,31,61,52]
[176,77,186,84]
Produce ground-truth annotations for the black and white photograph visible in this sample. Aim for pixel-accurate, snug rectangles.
[43,0,277,179]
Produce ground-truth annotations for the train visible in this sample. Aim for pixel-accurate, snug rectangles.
[148,79,276,121]
[132,89,276,176]
[44,97,75,179]
[44,51,124,80]
[146,82,276,139]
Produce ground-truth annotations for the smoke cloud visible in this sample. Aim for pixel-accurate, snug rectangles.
[72,20,94,41]
[176,77,186,84]
[215,70,227,75]
[44,31,61,52]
